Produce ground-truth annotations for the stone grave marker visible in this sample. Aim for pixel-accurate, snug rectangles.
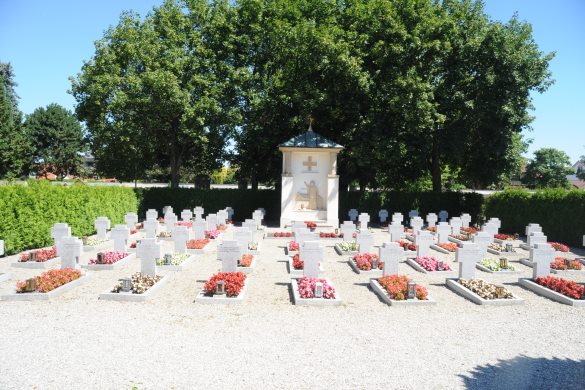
[173,226,190,254]
[296,230,315,247]
[415,231,433,257]
[219,241,242,272]
[408,210,418,220]
[234,227,254,251]
[51,223,71,257]
[436,222,451,244]
[340,221,356,241]
[356,231,375,253]
[456,242,481,279]
[61,236,83,269]
[217,210,228,226]
[242,219,257,233]
[460,214,472,228]
[348,209,359,222]
[411,216,424,233]
[388,222,403,242]
[527,232,547,248]
[426,213,438,227]
[301,241,322,278]
[392,212,403,223]
[253,210,264,227]
[292,221,306,229]
[111,225,130,252]
[125,213,138,229]
[146,209,158,221]
[449,217,462,235]
[473,231,492,257]
[358,213,370,230]
[525,223,542,237]
[379,242,403,276]
[95,217,110,240]
[487,218,501,232]
[164,212,177,230]
[181,210,193,222]
[482,222,498,237]
[225,207,234,220]
[193,220,207,240]
[258,208,266,217]
[193,207,205,220]
[438,210,448,222]
[530,243,555,278]
[379,209,388,224]
[143,219,159,239]
[206,214,218,230]
[162,206,173,215]
[137,238,161,278]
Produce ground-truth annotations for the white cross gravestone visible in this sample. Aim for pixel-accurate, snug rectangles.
[296,230,316,247]
[164,212,177,230]
[111,224,130,252]
[438,210,448,222]
[181,210,193,222]
[527,232,547,248]
[379,209,389,224]
[340,221,356,241]
[193,220,207,240]
[525,223,542,237]
[408,210,418,219]
[301,241,322,278]
[436,222,451,244]
[426,213,438,228]
[234,227,254,251]
[358,213,370,230]
[392,213,403,223]
[173,226,190,254]
[225,207,234,220]
[258,208,266,217]
[137,238,161,278]
[61,236,83,269]
[530,243,555,278]
[348,209,359,222]
[415,231,433,257]
[95,217,110,240]
[193,207,205,220]
[125,213,138,229]
[411,217,424,233]
[253,210,264,227]
[217,210,228,226]
[456,242,481,279]
[242,219,257,233]
[482,222,498,237]
[379,242,403,276]
[449,217,462,235]
[51,223,71,257]
[143,219,159,239]
[487,218,501,232]
[162,206,173,216]
[356,231,375,254]
[219,241,241,272]
[0,240,4,257]
[206,214,218,230]
[473,231,492,257]
[388,222,404,242]
[146,209,158,221]
[460,214,472,228]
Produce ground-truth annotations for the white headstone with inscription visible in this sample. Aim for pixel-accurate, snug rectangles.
[219,240,242,272]
[392,213,403,223]
[125,213,138,229]
[426,213,438,227]
[356,231,374,254]
[300,241,322,278]
[410,216,424,233]
[449,217,462,235]
[415,231,433,257]
[193,207,204,220]
[530,243,555,278]
[473,231,492,257]
[456,242,481,279]
[173,226,190,254]
[143,219,159,239]
[181,209,193,222]
[61,236,83,269]
[358,213,370,230]
[137,238,161,278]
[340,221,356,241]
[436,222,451,244]
[388,222,404,242]
[460,214,472,228]
[51,223,71,257]
[146,209,158,221]
[379,242,403,276]
[95,217,110,240]
[111,224,130,252]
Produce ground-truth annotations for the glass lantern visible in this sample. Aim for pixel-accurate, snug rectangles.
[505,243,513,253]
[119,277,132,292]
[514,233,519,240]
[97,252,104,264]
[216,280,226,295]
[25,278,37,292]
[407,281,416,300]
[314,281,324,298]
[372,258,379,270]
[437,261,445,271]
[499,257,508,269]
[495,285,505,299]
[29,251,36,262]
[164,253,173,265]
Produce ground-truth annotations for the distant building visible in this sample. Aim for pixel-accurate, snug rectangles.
[567,160,585,189]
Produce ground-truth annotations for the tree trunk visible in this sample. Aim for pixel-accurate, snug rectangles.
[251,169,258,190]
[431,130,442,192]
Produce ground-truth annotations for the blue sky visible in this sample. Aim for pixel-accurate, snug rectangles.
[1,0,584,162]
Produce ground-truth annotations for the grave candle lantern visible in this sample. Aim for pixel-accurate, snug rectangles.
[514,233,520,240]
[314,281,324,298]
[164,253,172,265]
[371,258,379,270]
[564,258,571,267]
[119,277,132,292]
[29,251,36,262]
[82,236,88,245]
[499,257,508,269]
[407,281,416,299]
[25,278,37,292]
[495,285,505,299]
[505,243,513,253]
[437,260,445,271]
[97,252,104,264]
[216,280,225,295]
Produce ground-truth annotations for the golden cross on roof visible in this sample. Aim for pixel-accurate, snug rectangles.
[307,114,314,131]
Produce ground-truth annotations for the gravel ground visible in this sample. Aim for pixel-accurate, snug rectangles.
[1,227,584,390]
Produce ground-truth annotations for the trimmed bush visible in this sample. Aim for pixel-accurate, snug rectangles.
[484,189,585,247]
[0,181,137,255]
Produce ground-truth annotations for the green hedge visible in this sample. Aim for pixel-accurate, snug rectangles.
[484,189,585,247]
[0,181,137,255]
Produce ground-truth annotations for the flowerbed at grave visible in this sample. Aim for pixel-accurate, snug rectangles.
[130,242,137,249]
[16,268,81,293]
[292,254,303,270]
[338,242,359,252]
[175,221,192,229]
[84,237,107,246]
[548,242,570,252]
[461,227,478,234]
[203,272,246,297]
[550,257,582,271]
[457,279,514,300]
[489,243,515,253]
[112,272,162,294]
[304,221,317,229]
[319,232,339,238]
[155,253,190,266]
[240,254,254,267]
[436,243,458,252]
[186,239,210,249]
[534,276,584,300]
[397,240,416,251]
[353,253,382,271]
[288,241,299,251]
[494,234,515,241]
[205,229,221,239]
[450,234,471,241]
[479,258,516,271]
[426,226,436,233]
[18,246,57,262]
[88,251,129,265]
[135,223,143,229]
[272,232,292,238]
[130,229,138,235]
[297,277,336,299]
[218,224,228,231]
[415,256,452,271]
[378,275,428,300]
[157,231,172,238]
[248,242,259,251]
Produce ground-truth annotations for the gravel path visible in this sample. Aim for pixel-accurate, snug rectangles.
[0,228,584,389]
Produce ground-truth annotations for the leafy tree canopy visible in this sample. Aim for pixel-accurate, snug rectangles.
[522,148,574,189]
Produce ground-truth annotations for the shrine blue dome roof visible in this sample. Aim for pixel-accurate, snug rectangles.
[279,129,343,149]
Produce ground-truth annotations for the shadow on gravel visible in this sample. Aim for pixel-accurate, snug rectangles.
[274,282,294,304]
[460,355,585,390]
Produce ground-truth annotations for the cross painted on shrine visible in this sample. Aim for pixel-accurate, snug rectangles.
[303,156,317,171]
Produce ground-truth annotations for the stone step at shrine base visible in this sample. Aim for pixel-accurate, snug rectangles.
[282,210,335,228]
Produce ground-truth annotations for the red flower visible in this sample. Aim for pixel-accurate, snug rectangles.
[378,275,428,301]
[353,253,382,271]
[292,254,304,270]
[535,276,584,300]
[203,272,247,297]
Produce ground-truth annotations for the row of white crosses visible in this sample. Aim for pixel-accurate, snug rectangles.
[51,223,71,257]
[95,217,110,240]
[482,217,501,236]
[234,227,254,253]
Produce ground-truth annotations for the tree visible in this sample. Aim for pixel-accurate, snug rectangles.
[576,155,585,181]
[522,148,574,188]
[24,104,86,178]
[70,0,235,187]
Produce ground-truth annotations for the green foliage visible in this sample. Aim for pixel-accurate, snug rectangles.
[522,148,574,188]
[576,156,585,181]
[0,181,137,255]
[485,189,585,246]
[24,103,86,178]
